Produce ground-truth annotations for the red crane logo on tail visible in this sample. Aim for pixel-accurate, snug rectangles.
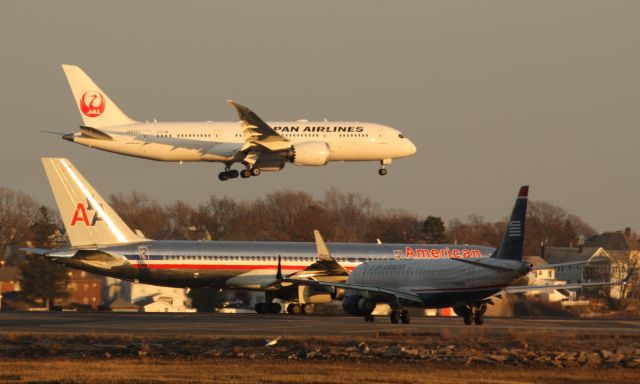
[79,90,105,117]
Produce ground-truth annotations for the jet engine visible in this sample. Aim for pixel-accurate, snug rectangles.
[298,285,333,304]
[342,294,375,317]
[287,141,330,166]
[332,287,346,301]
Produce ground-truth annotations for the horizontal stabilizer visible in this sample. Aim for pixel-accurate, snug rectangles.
[80,126,113,140]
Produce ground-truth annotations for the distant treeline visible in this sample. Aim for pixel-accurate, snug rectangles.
[1,186,598,257]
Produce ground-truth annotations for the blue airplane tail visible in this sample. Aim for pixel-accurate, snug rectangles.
[491,186,528,261]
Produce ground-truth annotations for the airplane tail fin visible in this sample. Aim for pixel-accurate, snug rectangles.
[41,158,146,247]
[61,65,137,129]
[491,186,529,261]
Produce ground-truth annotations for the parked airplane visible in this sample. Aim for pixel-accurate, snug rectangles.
[279,186,634,324]
[24,158,493,314]
[59,65,416,180]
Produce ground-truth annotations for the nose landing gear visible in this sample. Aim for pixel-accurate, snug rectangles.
[456,302,487,325]
[378,159,392,176]
[389,308,410,324]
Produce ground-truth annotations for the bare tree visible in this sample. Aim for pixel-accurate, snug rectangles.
[108,192,170,239]
[0,187,41,264]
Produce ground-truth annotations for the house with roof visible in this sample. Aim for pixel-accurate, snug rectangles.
[543,229,639,300]
[0,265,21,310]
[522,255,572,302]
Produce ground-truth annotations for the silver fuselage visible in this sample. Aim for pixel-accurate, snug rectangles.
[54,240,494,293]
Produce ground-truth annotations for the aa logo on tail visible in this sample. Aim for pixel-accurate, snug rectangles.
[70,200,105,227]
[79,90,105,117]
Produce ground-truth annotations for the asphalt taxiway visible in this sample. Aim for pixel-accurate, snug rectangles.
[1,312,639,337]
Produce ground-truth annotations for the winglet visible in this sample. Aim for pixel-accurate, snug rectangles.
[226,100,288,145]
[314,230,332,261]
[276,255,284,281]
[227,100,251,119]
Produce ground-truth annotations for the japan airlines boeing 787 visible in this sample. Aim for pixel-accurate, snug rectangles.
[60,65,416,180]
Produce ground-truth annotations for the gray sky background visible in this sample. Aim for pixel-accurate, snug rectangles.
[1,1,638,232]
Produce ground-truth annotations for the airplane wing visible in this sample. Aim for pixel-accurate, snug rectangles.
[531,259,605,271]
[276,255,423,305]
[251,230,350,290]
[503,268,635,294]
[228,100,291,152]
[288,230,350,281]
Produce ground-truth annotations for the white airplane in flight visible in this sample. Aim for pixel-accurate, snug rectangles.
[280,186,634,324]
[60,65,416,180]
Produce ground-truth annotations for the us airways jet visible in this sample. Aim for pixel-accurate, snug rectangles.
[59,65,416,180]
[23,158,493,314]
[279,186,634,324]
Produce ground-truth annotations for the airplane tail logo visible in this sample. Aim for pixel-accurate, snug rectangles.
[79,91,105,117]
[491,186,528,261]
[61,65,137,128]
[42,158,146,247]
[70,200,104,227]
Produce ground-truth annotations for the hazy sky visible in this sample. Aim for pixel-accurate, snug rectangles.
[1,1,638,231]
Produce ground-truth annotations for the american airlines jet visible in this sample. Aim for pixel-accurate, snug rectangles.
[282,186,633,324]
[24,158,494,315]
[60,65,416,180]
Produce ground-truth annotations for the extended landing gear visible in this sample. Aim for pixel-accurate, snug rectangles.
[255,302,282,314]
[458,303,487,326]
[220,166,261,181]
[389,308,410,324]
[218,163,240,181]
[286,303,314,315]
[378,159,391,176]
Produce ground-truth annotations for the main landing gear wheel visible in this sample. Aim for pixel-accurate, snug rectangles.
[463,312,473,325]
[256,302,282,314]
[240,169,251,178]
[389,309,409,324]
[218,169,239,181]
[255,302,269,314]
[400,309,410,324]
[250,167,261,177]
[269,303,282,314]
[287,303,302,315]
[473,313,484,325]
[378,168,388,176]
[389,310,400,324]
[302,304,315,315]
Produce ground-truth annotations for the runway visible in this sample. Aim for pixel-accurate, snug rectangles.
[1,312,639,337]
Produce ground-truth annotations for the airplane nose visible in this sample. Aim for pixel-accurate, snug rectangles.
[406,140,417,156]
[63,134,75,142]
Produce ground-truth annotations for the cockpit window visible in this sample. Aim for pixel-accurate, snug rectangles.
[398,134,405,138]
